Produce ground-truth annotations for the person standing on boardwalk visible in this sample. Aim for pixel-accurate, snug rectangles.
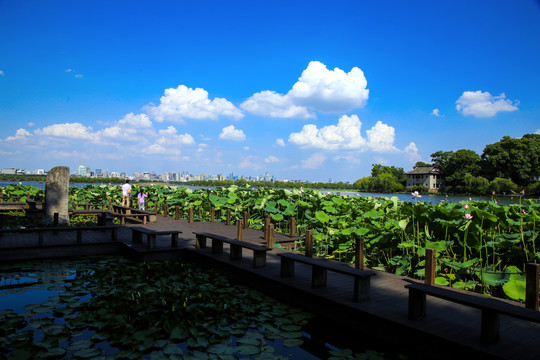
[121,180,132,207]
[137,188,148,210]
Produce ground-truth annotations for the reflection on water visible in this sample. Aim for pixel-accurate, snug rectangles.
[0,257,416,359]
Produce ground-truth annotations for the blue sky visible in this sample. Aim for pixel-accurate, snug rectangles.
[1,0,539,182]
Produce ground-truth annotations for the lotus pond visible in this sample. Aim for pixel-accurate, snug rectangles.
[0,256,416,360]
[3,183,538,301]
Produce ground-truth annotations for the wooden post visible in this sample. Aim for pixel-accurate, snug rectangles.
[85,199,89,210]
[305,230,313,258]
[188,207,194,223]
[108,198,112,210]
[210,207,215,222]
[237,220,244,241]
[145,198,148,211]
[290,217,296,237]
[425,248,436,286]
[355,238,365,270]
[226,209,231,225]
[243,211,249,229]
[267,224,274,249]
[154,202,158,214]
[175,206,180,220]
[525,263,539,311]
[264,215,271,241]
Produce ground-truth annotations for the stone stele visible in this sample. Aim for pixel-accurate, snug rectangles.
[43,166,70,225]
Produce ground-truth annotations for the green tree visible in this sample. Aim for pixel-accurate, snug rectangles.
[445,149,482,176]
[353,177,373,191]
[370,164,406,186]
[413,161,431,168]
[481,134,540,186]
[443,149,482,193]
[430,151,453,174]
[490,177,518,194]
[371,172,403,192]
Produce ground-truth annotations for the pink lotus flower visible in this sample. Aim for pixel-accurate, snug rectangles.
[464,204,469,209]
[411,191,422,198]
[463,213,473,220]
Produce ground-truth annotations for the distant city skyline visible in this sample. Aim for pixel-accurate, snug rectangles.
[1,1,539,182]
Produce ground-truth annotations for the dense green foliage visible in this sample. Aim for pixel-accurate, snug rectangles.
[354,134,540,195]
[353,165,405,193]
[431,134,540,194]
[1,183,537,301]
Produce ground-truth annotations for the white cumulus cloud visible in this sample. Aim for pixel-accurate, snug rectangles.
[146,85,243,124]
[5,128,31,141]
[289,61,369,113]
[240,91,314,119]
[275,138,285,147]
[456,91,518,118]
[288,115,396,152]
[100,113,154,140]
[431,109,442,117]
[404,142,421,162]
[219,125,246,141]
[301,152,326,169]
[35,123,96,141]
[265,155,279,163]
[241,61,369,118]
[155,126,195,146]
[366,121,396,152]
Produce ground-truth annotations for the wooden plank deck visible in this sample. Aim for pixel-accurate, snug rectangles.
[1,214,539,359]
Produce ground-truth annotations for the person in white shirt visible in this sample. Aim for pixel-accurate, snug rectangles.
[121,180,132,207]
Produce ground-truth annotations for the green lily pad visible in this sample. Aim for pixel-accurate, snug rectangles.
[207,343,233,355]
[282,338,304,348]
[163,344,183,355]
[29,317,55,329]
[37,347,67,359]
[235,344,261,356]
[43,323,67,336]
[73,347,102,358]
[170,326,189,340]
[68,339,93,351]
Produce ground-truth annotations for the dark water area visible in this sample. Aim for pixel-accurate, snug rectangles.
[0,257,421,360]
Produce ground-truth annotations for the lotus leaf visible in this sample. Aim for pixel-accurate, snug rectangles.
[503,278,526,301]
[43,323,67,336]
[282,338,304,348]
[68,339,93,351]
[235,344,261,356]
[37,347,67,359]
[73,347,102,358]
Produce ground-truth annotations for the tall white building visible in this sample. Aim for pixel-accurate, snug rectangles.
[77,165,86,176]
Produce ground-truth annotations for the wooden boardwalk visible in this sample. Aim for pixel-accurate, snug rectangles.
[1,214,539,359]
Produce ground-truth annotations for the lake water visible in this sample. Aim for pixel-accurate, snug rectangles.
[0,256,417,359]
[0,181,530,205]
